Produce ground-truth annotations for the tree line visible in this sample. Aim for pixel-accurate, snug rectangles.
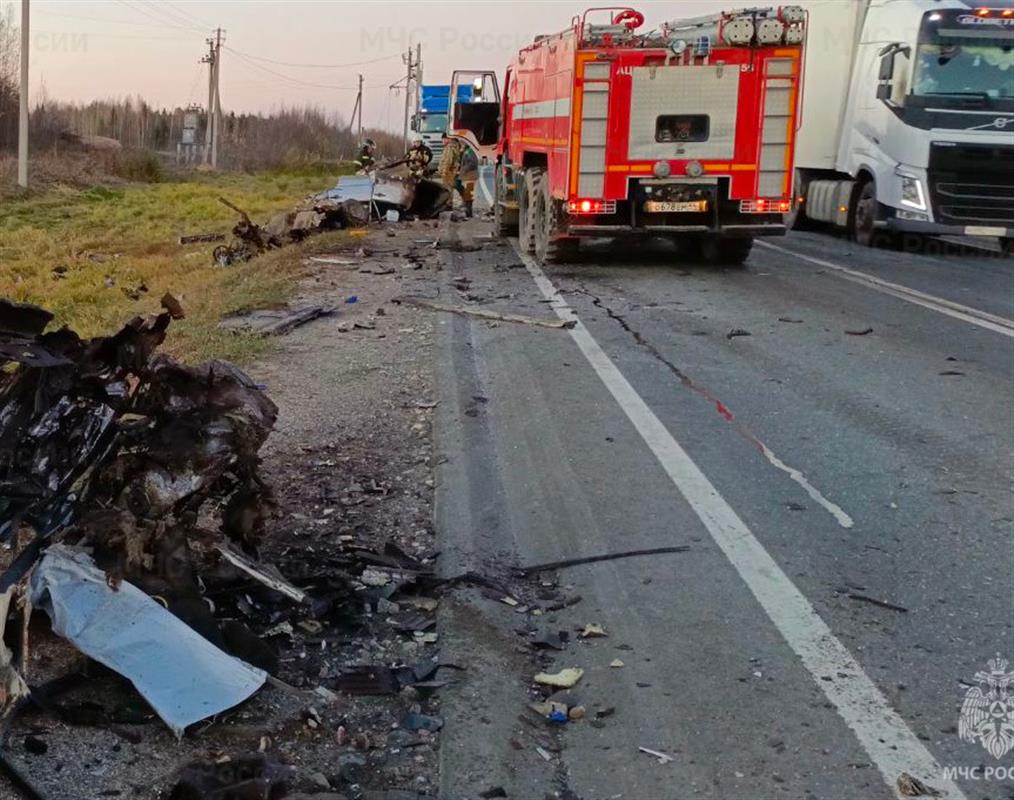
[0,7,402,173]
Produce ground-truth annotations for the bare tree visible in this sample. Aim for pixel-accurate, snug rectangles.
[0,1,18,151]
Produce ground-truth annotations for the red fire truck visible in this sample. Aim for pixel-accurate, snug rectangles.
[463,6,808,263]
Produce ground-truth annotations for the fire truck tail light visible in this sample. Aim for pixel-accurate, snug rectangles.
[567,199,616,215]
[740,199,791,214]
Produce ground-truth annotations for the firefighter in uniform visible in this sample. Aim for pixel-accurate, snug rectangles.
[353,138,377,173]
[438,134,474,217]
[406,137,433,180]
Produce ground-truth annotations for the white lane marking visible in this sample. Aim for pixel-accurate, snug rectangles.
[757,240,1014,339]
[513,243,964,800]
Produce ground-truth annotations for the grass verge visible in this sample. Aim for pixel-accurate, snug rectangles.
[0,165,353,363]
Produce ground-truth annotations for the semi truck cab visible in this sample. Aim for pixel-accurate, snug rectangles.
[792,1,1014,251]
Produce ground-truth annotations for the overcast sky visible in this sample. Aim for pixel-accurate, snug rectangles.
[17,0,730,131]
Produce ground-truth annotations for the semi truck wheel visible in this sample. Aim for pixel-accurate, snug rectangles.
[518,169,539,253]
[533,174,577,264]
[700,235,753,265]
[784,170,807,231]
[851,180,878,247]
[494,163,518,238]
[1001,238,1013,257]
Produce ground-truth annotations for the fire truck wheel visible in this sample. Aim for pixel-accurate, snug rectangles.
[518,170,540,253]
[494,163,518,238]
[533,173,577,264]
[700,235,753,266]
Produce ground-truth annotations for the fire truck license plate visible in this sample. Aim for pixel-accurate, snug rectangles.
[644,200,708,213]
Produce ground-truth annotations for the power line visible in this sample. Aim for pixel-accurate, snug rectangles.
[222,47,403,70]
[225,47,371,90]
[34,7,204,34]
[161,0,215,30]
[123,0,207,32]
[135,0,207,32]
[112,0,206,33]
[32,27,196,41]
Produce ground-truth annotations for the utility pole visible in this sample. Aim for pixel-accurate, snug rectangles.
[390,44,421,151]
[17,0,29,188]
[401,48,412,151]
[357,73,363,143]
[212,27,223,169]
[201,37,215,165]
[349,73,362,145]
[415,42,422,92]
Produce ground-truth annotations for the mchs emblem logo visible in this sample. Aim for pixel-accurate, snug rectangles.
[960,655,1014,760]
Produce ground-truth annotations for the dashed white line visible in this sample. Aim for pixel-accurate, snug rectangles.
[757,240,1014,339]
[513,242,964,800]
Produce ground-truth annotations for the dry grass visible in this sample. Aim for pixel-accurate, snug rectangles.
[0,165,356,363]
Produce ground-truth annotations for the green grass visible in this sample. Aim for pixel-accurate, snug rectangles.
[0,165,356,363]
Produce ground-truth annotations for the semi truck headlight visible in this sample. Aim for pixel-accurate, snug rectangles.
[896,171,927,211]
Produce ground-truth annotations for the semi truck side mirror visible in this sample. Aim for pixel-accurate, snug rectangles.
[876,43,911,103]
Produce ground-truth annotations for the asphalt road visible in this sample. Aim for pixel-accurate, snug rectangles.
[434,189,1013,799]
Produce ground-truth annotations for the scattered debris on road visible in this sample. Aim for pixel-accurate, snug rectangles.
[393,296,576,330]
[897,772,941,797]
[514,546,690,577]
[845,326,874,336]
[219,303,336,336]
[846,592,909,614]
[638,746,674,765]
[177,231,225,245]
[727,328,752,339]
[534,668,584,689]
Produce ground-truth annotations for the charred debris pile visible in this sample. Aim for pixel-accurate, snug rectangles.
[211,172,451,266]
[0,297,449,798]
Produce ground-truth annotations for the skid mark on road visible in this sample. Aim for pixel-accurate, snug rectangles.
[758,240,1014,338]
[513,242,964,800]
[565,284,854,529]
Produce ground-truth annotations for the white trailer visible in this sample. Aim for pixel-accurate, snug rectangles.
[788,0,1014,251]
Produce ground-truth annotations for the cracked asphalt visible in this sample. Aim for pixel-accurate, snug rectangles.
[432,208,1013,800]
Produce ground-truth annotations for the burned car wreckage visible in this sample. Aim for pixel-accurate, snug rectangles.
[0,293,452,798]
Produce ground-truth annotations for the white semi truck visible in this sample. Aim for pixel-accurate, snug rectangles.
[788,0,1013,252]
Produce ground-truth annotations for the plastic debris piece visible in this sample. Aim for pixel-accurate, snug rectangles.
[532,629,567,651]
[897,772,942,797]
[534,668,584,688]
[580,623,607,638]
[400,712,444,732]
[610,659,625,669]
[638,746,674,765]
[30,546,266,736]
